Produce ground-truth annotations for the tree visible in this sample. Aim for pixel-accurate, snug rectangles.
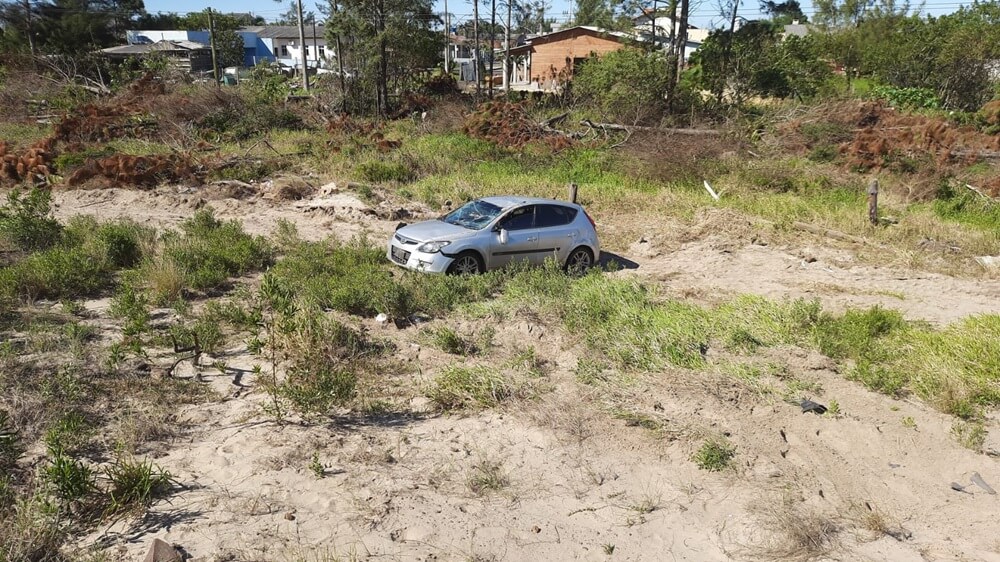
[574,47,672,124]
[761,0,807,23]
[328,0,442,116]
[274,1,315,25]
[574,0,613,28]
[691,20,830,104]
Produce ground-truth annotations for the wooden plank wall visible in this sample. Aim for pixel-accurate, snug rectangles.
[529,32,624,85]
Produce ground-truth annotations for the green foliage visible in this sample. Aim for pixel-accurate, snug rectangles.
[574,47,673,125]
[197,98,303,142]
[163,209,273,291]
[932,191,1000,231]
[104,456,174,515]
[45,450,95,503]
[813,306,907,361]
[356,160,414,184]
[281,367,357,415]
[109,279,150,338]
[0,188,62,252]
[870,85,941,110]
[423,325,477,355]
[692,22,831,104]
[692,438,736,471]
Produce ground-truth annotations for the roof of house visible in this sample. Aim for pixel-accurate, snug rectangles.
[508,26,636,55]
[101,40,209,55]
[240,25,325,39]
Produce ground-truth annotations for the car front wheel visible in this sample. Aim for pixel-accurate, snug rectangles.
[565,247,594,275]
[446,251,484,275]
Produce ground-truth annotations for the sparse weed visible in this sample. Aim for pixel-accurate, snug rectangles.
[423,325,474,355]
[309,451,325,479]
[901,416,916,429]
[692,438,736,472]
[951,420,987,452]
[467,458,509,496]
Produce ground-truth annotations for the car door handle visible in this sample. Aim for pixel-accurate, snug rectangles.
[527,236,538,242]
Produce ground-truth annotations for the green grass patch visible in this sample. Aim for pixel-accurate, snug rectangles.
[428,365,518,410]
[692,438,736,471]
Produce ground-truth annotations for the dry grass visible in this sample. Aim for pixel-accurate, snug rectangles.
[756,503,841,561]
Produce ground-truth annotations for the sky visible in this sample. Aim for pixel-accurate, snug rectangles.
[140,0,973,31]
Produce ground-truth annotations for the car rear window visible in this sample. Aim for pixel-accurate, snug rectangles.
[535,204,578,228]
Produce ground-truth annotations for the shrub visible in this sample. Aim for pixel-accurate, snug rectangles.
[163,209,273,291]
[574,47,672,125]
[0,188,62,252]
[0,244,111,301]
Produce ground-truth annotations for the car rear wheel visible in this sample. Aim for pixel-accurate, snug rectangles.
[447,251,484,275]
[565,247,594,275]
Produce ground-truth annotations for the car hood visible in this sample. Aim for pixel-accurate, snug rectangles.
[395,219,479,243]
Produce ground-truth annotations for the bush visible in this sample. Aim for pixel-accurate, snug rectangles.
[0,188,62,252]
[574,47,672,125]
[0,244,112,301]
[163,208,273,291]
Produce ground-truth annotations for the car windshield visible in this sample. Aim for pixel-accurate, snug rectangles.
[441,199,503,230]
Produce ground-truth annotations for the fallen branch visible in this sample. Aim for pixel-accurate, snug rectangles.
[965,183,997,202]
[540,112,569,128]
[579,119,723,135]
[792,221,871,246]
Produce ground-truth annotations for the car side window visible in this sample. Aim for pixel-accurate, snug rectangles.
[498,206,535,231]
[535,204,577,228]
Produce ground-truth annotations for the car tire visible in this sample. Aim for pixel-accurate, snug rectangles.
[446,251,484,275]
[565,246,594,275]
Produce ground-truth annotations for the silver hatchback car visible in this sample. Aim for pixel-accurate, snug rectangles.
[387,196,600,275]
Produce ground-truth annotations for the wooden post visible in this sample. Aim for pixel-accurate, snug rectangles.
[867,178,879,226]
[207,8,219,87]
[567,183,578,203]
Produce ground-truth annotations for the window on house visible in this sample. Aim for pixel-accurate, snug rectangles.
[280,45,289,57]
[318,45,325,58]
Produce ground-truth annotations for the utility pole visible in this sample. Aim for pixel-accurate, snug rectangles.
[296,0,309,91]
[473,0,481,97]
[312,22,319,69]
[489,0,496,98]
[330,1,347,104]
[208,8,219,87]
[504,0,511,93]
[444,0,450,74]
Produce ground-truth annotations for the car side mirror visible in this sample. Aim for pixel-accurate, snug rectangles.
[499,228,509,245]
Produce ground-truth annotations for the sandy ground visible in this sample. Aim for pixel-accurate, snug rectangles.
[46,185,1000,561]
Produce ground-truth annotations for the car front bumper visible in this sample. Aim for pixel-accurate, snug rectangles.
[387,240,454,273]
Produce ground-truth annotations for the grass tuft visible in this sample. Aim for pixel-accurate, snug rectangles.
[692,438,736,472]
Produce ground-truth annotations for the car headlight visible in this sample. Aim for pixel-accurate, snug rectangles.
[418,241,451,253]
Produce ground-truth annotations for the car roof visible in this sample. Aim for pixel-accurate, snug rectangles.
[480,196,578,210]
